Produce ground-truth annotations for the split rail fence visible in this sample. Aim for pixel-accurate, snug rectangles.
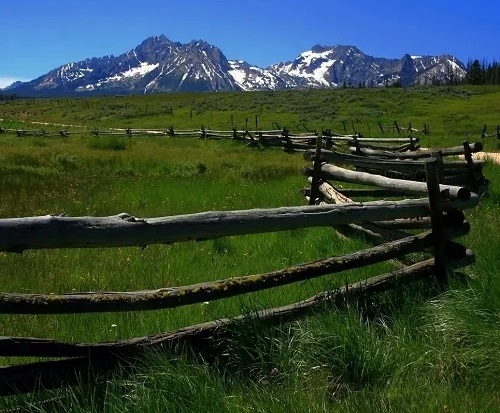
[0,119,426,142]
[3,121,499,141]
[0,133,487,397]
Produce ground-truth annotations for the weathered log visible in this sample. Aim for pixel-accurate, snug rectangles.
[301,187,409,199]
[303,150,483,173]
[335,224,469,256]
[330,136,419,143]
[353,167,424,181]
[318,163,471,201]
[350,142,483,159]
[368,218,433,229]
[308,179,468,242]
[0,250,475,365]
[3,199,477,253]
[0,232,435,314]
[373,214,465,230]
[335,188,408,198]
[346,142,420,152]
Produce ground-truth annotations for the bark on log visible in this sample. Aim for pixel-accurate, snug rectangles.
[373,214,465,230]
[348,142,420,151]
[0,251,475,363]
[0,247,475,404]
[0,199,476,253]
[308,179,468,240]
[318,163,471,201]
[303,150,482,172]
[332,188,409,198]
[329,136,418,143]
[0,233,435,314]
[350,142,483,159]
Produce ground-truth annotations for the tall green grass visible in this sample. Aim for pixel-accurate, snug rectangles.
[1,88,500,411]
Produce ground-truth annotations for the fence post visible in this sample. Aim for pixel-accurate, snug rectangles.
[352,135,361,155]
[481,125,487,139]
[431,151,445,183]
[497,125,500,140]
[378,122,384,134]
[324,129,333,150]
[425,159,447,286]
[462,141,478,191]
[394,121,401,134]
[282,128,292,152]
[309,136,323,205]
[409,136,416,151]
[342,120,347,133]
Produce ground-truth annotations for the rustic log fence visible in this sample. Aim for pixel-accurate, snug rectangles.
[4,121,500,141]
[301,136,486,277]
[0,120,426,143]
[0,120,488,397]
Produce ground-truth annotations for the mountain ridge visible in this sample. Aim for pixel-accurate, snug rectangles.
[4,35,466,96]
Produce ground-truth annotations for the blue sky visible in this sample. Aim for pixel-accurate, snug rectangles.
[1,0,499,88]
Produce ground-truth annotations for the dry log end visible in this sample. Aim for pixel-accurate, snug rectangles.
[472,142,483,152]
[453,187,471,201]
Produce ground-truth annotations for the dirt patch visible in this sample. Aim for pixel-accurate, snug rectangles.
[459,152,500,165]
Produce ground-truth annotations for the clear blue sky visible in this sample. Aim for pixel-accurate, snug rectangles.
[1,0,499,88]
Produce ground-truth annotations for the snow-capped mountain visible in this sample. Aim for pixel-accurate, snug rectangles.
[5,36,466,96]
[9,36,238,96]
[267,45,466,88]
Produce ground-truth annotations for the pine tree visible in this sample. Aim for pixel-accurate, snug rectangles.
[466,59,483,84]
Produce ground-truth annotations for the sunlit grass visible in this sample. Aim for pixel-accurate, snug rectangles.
[1,88,500,411]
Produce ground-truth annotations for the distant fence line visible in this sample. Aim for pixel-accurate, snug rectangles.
[0,119,428,139]
[480,124,500,139]
[2,119,500,140]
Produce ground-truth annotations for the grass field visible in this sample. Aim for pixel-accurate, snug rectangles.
[1,86,500,412]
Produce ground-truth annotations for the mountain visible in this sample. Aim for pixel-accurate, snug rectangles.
[9,36,238,97]
[5,37,466,96]
[2,80,27,91]
[266,45,466,88]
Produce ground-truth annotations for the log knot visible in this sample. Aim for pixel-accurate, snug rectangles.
[117,213,146,223]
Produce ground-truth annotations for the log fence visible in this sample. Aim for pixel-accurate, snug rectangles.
[0,119,489,397]
[0,138,485,396]
[0,119,427,143]
[4,121,500,141]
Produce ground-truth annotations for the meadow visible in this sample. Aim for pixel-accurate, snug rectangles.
[0,85,500,412]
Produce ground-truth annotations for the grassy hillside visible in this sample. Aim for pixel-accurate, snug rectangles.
[0,86,500,412]
[2,85,500,148]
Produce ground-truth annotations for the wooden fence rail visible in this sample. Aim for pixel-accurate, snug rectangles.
[0,248,476,396]
[0,197,478,253]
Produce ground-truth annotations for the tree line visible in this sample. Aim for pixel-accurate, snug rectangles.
[463,59,500,85]
[0,93,21,101]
